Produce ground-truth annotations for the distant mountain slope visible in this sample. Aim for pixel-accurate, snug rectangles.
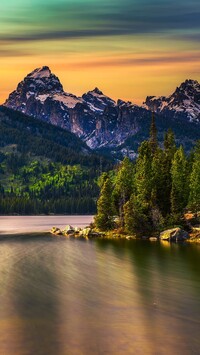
[3,66,200,155]
[0,106,113,215]
[118,113,200,157]
[0,105,112,168]
[144,79,200,123]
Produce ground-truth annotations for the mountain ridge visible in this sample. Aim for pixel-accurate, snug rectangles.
[3,66,200,154]
[144,79,200,122]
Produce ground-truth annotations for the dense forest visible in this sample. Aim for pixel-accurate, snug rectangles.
[0,106,113,214]
[95,116,200,235]
[0,106,199,218]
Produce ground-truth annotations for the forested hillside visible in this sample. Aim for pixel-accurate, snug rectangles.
[0,106,113,214]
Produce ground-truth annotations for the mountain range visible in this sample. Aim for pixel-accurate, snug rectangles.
[3,66,200,157]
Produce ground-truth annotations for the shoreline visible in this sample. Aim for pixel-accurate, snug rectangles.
[50,225,200,244]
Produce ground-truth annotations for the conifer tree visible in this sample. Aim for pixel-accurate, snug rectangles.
[188,142,200,213]
[149,112,158,154]
[164,129,176,153]
[95,177,114,231]
[171,146,188,216]
[134,141,153,205]
[113,157,134,226]
[124,194,152,236]
[159,129,177,215]
[150,148,167,225]
[124,141,155,234]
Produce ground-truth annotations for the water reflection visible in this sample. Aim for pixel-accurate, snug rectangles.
[0,236,61,355]
[95,239,200,354]
[0,235,199,354]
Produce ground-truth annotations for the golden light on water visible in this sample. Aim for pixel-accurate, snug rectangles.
[0,222,199,355]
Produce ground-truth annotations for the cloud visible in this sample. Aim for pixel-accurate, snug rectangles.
[0,0,200,43]
[66,52,200,69]
[0,44,33,57]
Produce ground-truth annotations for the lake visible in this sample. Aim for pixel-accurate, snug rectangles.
[0,215,94,235]
[0,216,200,354]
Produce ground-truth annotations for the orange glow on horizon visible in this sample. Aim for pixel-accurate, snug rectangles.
[0,50,200,105]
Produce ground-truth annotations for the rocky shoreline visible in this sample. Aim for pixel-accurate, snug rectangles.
[50,225,200,243]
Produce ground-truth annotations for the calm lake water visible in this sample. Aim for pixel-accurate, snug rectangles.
[0,215,94,234]
[0,217,200,354]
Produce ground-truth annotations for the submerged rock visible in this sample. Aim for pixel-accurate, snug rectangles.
[160,228,189,242]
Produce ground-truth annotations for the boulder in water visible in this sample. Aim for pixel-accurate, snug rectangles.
[160,228,189,242]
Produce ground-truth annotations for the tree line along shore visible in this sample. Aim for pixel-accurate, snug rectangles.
[51,116,200,243]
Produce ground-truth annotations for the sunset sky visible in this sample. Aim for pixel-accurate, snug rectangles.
[0,0,200,104]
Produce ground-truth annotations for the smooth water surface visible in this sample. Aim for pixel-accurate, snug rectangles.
[0,218,200,354]
[0,215,93,234]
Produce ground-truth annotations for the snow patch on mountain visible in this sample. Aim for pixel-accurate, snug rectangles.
[52,93,83,109]
[82,87,116,112]
[3,67,200,152]
[28,66,52,79]
[144,79,200,122]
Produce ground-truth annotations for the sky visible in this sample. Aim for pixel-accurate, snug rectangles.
[0,0,200,104]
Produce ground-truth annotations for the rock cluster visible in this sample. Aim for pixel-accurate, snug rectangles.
[50,224,199,243]
[50,225,103,239]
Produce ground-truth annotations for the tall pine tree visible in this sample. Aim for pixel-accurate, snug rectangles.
[113,157,134,227]
[94,177,114,231]
[171,146,188,216]
[188,141,200,214]
[134,141,153,205]
[149,112,158,154]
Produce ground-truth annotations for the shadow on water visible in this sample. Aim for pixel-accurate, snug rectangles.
[0,233,62,355]
[95,239,200,354]
[0,233,200,355]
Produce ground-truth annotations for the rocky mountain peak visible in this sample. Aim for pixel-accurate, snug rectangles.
[144,79,200,122]
[4,66,64,114]
[92,87,104,95]
[18,66,63,96]
[180,78,199,88]
[27,66,52,79]
[3,67,200,153]
[82,87,116,112]
[174,79,200,98]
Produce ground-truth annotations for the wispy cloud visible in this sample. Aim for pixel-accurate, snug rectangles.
[0,0,200,43]
[66,52,200,69]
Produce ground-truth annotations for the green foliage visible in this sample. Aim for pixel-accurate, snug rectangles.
[170,146,188,215]
[0,157,99,214]
[134,141,153,204]
[112,157,134,226]
[95,122,200,235]
[160,130,177,215]
[121,112,200,156]
[0,106,113,170]
[164,129,176,153]
[188,141,200,213]
[124,195,152,236]
[95,177,115,231]
[149,113,158,154]
[0,106,114,215]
